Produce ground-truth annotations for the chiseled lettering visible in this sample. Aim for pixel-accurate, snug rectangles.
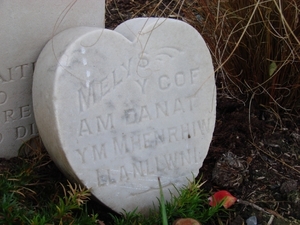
[155,156,165,172]
[168,127,178,142]
[97,169,116,186]
[190,68,200,84]
[78,82,96,112]
[100,76,110,97]
[134,129,166,149]
[181,123,190,139]
[120,166,129,181]
[76,148,88,163]
[133,161,145,177]
[120,58,132,77]
[197,146,205,163]
[138,54,149,68]
[139,105,152,122]
[16,126,26,139]
[76,143,107,163]
[143,132,153,148]
[175,72,185,86]
[111,118,211,155]
[173,98,185,114]
[77,59,133,112]
[93,144,107,160]
[97,113,114,132]
[164,152,177,169]
[3,105,32,123]
[141,159,155,175]
[78,114,114,136]
[15,123,37,140]
[0,91,7,105]
[158,68,203,90]
[143,130,165,148]
[180,148,192,165]
[79,119,92,136]
[124,105,153,124]
[4,109,15,122]
[154,129,165,145]
[0,62,34,83]
[131,135,141,151]
[124,97,195,125]
[161,149,196,171]
[132,159,155,177]
[0,71,11,83]
[158,75,170,90]
[188,95,198,111]
[198,118,211,135]
[20,105,31,119]
[19,63,34,79]
[113,58,132,88]
[192,118,211,136]
[124,108,137,124]
[155,101,168,118]
[145,159,155,175]
[77,78,110,112]
[113,135,129,155]
[30,123,38,136]
[135,78,148,94]
[192,147,200,163]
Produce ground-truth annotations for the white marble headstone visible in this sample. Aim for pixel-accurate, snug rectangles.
[0,0,105,158]
[33,18,216,213]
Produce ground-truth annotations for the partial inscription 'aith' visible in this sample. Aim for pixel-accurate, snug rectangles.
[33,18,216,213]
[0,0,105,158]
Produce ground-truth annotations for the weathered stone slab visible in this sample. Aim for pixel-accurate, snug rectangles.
[0,0,105,158]
[32,18,216,213]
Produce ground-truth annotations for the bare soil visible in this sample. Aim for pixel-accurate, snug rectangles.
[200,93,300,224]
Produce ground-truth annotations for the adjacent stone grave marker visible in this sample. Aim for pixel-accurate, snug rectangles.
[32,18,216,213]
[0,0,105,158]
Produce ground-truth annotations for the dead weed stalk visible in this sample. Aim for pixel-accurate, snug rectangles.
[187,0,300,114]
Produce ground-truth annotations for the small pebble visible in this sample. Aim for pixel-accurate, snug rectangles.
[246,215,257,225]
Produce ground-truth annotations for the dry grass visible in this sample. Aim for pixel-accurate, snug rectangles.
[185,0,300,114]
[107,0,300,115]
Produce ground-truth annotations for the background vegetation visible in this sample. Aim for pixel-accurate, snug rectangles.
[107,0,300,115]
[193,0,300,115]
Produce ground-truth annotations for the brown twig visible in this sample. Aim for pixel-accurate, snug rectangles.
[237,199,284,219]
[237,199,270,214]
[250,141,300,175]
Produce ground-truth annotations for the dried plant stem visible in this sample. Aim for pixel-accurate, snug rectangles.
[214,0,261,72]
[237,199,270,214]
[272,0,300,52]
[251,142,300,174]
[238,199,285,220]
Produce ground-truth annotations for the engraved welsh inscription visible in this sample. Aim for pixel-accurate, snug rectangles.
[33,20,215,213]
[71,45,215,194]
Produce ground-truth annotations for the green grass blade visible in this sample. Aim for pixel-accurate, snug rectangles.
[158,177,168,225]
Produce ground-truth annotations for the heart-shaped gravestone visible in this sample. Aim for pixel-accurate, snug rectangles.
[33,18,216,213]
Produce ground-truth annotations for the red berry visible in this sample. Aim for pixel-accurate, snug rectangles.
[208,190,237,209]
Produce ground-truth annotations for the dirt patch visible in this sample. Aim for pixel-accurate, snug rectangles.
[199,93,300,224]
